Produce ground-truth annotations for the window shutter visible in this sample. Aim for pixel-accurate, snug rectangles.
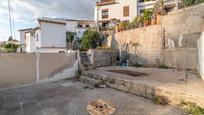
[123,6,129,17]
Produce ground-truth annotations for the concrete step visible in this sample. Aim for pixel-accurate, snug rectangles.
[80,65,95,71]
[79,76,100,86]
[80,71,204,108]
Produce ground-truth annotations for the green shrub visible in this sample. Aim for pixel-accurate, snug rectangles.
[2,43,19,53]
[143,10,152,20]
[81,30,100,49]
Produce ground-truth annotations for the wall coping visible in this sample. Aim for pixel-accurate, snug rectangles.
[116,25,161,34]
[167,3,204,15]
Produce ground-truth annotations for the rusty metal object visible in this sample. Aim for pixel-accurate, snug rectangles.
[87,99,115,115]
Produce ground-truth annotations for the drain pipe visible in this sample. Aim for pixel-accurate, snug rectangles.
[36,53,40,83]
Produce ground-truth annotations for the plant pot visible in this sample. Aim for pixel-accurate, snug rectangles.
[143,20,150,27]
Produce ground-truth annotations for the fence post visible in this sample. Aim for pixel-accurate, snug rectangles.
[36,53,40,82]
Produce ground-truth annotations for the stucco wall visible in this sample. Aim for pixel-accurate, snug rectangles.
[87,49,118,67]
[108,25,163,65]
[163,48,197,70]
[0,53,76,89]
[162,4,204,48]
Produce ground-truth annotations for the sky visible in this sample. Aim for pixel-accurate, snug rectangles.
[0,0,98,41]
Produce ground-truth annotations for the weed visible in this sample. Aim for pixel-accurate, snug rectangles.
[83,86,94,90]
[132,62,143,67]
[179,101,204,115]
[153,96,169,106]
[158,64,169,69]
[94,80,107,88]
[75,69,82,80]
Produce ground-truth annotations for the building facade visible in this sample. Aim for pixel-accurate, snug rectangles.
[19,18,66,53]
[65,19,96,38]
[95,0,181,29]
[19,18,95,53]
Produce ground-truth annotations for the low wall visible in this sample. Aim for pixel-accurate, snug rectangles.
[87,49,118,67]
[0,53,76,89]
[163,48,197,70]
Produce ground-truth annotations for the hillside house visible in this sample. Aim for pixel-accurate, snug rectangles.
[95,0,181,29]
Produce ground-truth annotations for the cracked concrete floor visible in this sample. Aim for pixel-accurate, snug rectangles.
[0,80,186,115]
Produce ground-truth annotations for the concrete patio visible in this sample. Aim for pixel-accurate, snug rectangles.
[80,66,204,107]
[0,80,186,115]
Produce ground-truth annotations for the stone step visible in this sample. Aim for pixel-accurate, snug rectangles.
[79,76,100,86]
[80,65,95,71]
[80,71,204,108]
[82,72,106,80]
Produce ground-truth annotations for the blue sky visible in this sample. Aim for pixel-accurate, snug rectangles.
[0,0,97,41]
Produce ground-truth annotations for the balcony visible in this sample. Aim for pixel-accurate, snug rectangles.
[96,0,116,6]
[138,0,180,7]
[138,0,157,7]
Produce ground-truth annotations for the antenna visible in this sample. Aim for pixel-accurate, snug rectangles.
[8,0,13,38]
[11,0,16,39]
[7,0,14,52]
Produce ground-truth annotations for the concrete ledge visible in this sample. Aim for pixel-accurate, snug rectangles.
[80,67,204,107]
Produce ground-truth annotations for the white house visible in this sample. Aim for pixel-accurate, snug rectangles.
[95,0,181,29]
[19,17,96,53]
[19,18,66,53]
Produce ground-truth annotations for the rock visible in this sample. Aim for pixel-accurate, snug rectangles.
[87,99,115,115]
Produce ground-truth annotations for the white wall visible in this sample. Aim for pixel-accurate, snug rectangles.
[25,33,36,53]
[19,31,26,44]
[198,31,204,81]
[66,21,78,31]
[96,0,138,22]
[41,22,66,48]
[35,29,41,48]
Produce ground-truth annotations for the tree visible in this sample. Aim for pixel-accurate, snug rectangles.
[2,43,19,53]
[81,30,100,49]
[66,32,76,49]
[183,0,195,6]
[8,36,13,41]
[194,0,204,4]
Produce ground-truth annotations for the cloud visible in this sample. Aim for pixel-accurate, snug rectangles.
[0,0,98,24]
[0,0,98,41]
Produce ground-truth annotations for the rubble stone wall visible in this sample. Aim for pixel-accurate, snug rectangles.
[108,25,163,66]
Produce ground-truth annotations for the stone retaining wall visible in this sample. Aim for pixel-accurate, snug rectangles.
[107,25,163,66]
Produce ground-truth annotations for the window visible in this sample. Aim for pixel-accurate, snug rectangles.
[86,25,90,28]
[140,9,144,14]
[102,9,108,19]
[77,24,83,28]
[123,6,129,17]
